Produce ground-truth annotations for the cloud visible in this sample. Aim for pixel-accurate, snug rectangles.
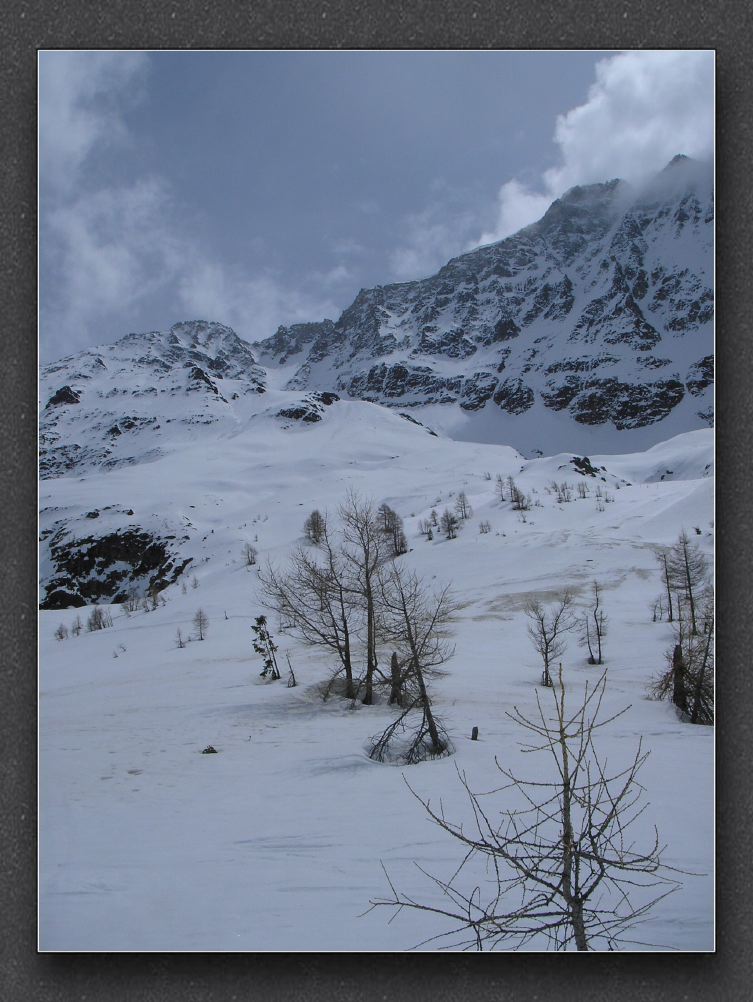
[475,181,551,249]
[331,236,366,258]
[43,178,341,352]
[474,50,714,247]
[39,52,342,359]
[43,178,183,353]
[39,51,148,195]
[314,263,353,287]
[389,204,478,281]
[176,262,340,343]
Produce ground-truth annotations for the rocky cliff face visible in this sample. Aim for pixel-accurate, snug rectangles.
[254,156,713,441]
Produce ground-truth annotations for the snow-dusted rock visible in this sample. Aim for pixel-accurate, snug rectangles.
[255,156,713,443]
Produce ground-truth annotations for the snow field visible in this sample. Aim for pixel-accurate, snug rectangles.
[40,408,714,950]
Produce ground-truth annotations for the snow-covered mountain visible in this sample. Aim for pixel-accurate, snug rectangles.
[38,158,714,610]
[40,320,267,479]
[39,319,363,608]
[38,158,715,952]
[255,155,713,452]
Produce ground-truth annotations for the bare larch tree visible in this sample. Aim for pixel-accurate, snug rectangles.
[667,530,709,637]
[579,581,607,665]
[524,591,576,687]
[260,521,360,699]
[369,563,455,763]
[193,607,209,641]
[339,491,388,705]
[303,509,326,545]
[454,491,472,521]
[371,667,683,951]
[650,593,714,725]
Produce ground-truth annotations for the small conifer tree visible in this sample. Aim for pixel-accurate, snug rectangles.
[252,614,281,680]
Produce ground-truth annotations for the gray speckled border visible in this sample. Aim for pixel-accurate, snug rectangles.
[4,1,752,997]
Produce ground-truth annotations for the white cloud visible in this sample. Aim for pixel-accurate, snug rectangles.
[331,236,366,258]
[389,205,478,281]
[39,51,148,195]
[473,50,714,247]
[176,262,340,343]
[43,179,183,352]
[40,52,342,358]
[475,181,551,248]
[315,263,353,287]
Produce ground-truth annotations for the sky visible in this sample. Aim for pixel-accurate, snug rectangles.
[39,50,714,363]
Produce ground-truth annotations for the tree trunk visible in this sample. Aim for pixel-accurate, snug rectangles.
[592,586,602,664]
[571,900,589,952]
[663,555,674,623]
[363,578,376,704]
[556,673,588,951]
[340,593,355,699]
[584,617,595,664]
[542,654,553,687]
[671,644,688,714]
[388,651,402,705]
[690,626,713,724]
[412,657,443,753]
[682,543,698,636]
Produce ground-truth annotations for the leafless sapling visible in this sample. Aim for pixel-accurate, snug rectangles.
[285,652,297,688]
[193,608,209,641]
[657,551,674,623]
[87,605,112,631]
[440,508,458,539]
[524,591,576,687]
[148,584,162,611]
[455,492,472,520]
[123,588,141,613]
[579,581,607,665]
[54,623,69,641]
[243,542,258,566]
[371,667,683,951]
[650,595,665,623]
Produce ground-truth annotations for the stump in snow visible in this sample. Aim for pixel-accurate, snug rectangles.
[471,726,479,741]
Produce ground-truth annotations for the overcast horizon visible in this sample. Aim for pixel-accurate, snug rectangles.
[39,49,714,363]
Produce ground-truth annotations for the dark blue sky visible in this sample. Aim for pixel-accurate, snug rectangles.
[39,50,713,361]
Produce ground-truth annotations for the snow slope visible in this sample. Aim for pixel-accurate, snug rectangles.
[39,401,714,951]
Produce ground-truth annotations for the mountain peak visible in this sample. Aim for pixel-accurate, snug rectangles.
[664,153,692,170]
[255,162,713,452]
